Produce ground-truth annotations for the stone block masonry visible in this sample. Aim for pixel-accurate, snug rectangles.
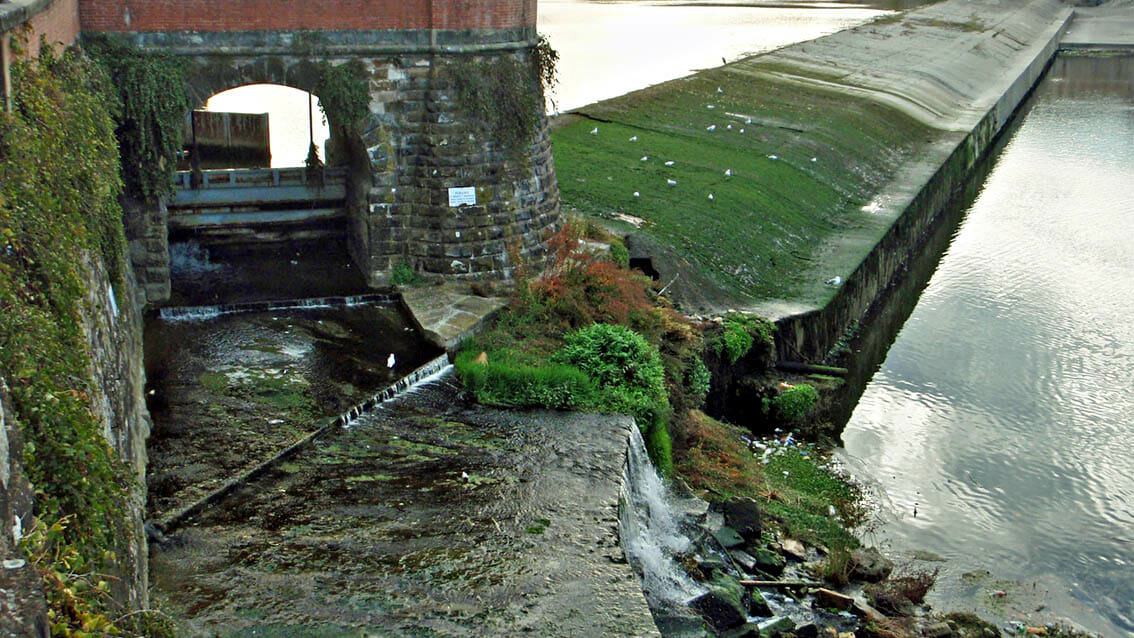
[83,0,561,291]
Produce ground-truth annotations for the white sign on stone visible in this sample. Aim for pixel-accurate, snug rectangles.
[448,186,477,207]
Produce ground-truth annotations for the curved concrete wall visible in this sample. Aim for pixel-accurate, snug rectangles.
[768,0,1074,363]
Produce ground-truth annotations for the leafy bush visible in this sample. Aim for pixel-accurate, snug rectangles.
[712,313,775,364]
[554,323,667,403]
[684,356,711,408]
[609,237,630,269]
[389,258,419,287]
[454,350,595,410]
[770,383,819,423]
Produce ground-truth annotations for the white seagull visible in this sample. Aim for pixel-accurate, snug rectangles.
[724,169,733,177]
[706,124,716,131]
[708,193,714,200]
[717,86,724,93]
[667,179,677,186]
[589,127,599,135]
[768,154,778,160]
[640,156,649,161]
[633,191,640,198]
[664,160,675,166]
[825,276,842,286]
[387,353,396,368]
[629,135,638,142]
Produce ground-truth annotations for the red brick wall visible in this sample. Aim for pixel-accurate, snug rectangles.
[79,0,537,33]
[12,0,81,58]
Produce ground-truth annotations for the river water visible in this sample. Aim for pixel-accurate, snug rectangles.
[839,55,1134,636]
[539,0,898,112]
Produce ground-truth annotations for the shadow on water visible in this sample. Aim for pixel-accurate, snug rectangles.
[825,123,1017,435]
[167,238,370,307]
[836,53,1134,636]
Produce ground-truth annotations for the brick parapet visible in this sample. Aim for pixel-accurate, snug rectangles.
[78,0,536,34]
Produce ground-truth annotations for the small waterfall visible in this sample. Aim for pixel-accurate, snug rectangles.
[336,354,452,427]
[620,426,706,607]
[158,293,398,321]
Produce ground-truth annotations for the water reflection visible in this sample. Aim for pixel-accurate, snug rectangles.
[840,55,1134,635]
[539,0,895,111]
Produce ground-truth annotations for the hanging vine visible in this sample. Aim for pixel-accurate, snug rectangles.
[314,59,370,136]
[86,36,189,200]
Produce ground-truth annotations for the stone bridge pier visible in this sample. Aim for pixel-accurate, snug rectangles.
[80,0,561,298]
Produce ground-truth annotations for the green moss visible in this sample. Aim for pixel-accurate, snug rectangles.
[551,61,934,306]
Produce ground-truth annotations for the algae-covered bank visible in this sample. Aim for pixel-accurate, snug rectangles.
[552,0,1072,361]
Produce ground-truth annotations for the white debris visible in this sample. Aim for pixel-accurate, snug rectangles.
[739,128,745,134]
[629,135,638,142]
[717,86,723,93]
[664,160,675,166]
[724,169,732,177]
[707,104,716,109]
[746,118,752,124]
[667,179,677,186]
[633,191,640,198]
[726,124,733,130]
[641,156,649,161]
[706,124,716,131]
[811,157,818,162]
[708,193,714,200]
[768,154,778,160]
[387,353,396,368]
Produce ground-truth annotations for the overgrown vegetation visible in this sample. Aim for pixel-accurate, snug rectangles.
[673,412,862,551]
[389,258,420,287]
[314,60,370,135]
[455,221,701,474]
[766,383,819,423]
[451,36,557,153]
[86,36,188,200]
[711,312,774,364]
[1,42,165,635]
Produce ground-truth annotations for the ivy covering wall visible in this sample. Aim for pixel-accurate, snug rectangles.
[0,43,159,635]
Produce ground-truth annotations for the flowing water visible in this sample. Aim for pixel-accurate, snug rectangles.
[620,427,706,608]
[839,55,1134,636]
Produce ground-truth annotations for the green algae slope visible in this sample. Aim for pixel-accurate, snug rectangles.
[552,56,935,310]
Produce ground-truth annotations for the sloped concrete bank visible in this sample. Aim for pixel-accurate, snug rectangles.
[770,0,1073,363]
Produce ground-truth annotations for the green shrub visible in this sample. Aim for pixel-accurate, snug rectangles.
[711,313,775,364]
[454,350,595,410]
[554,323,667,403]
[609,238,630,269]
[389,259,418,287]
[770,383,818,423]
[684,356,711,407]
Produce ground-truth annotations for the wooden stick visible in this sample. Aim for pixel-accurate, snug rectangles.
[739,579,820,587]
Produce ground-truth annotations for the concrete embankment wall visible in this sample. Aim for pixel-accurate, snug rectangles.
[772,0,1073,362]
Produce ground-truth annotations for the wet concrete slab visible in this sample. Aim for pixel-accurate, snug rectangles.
[151,374,658,637]
[1062,2,1134,48]
[401,283,508,352]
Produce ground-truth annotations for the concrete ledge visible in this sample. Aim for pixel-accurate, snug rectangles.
[94,26,537,56]
[0,0,54,34]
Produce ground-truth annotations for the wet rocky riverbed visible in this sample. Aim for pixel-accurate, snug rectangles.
[149,374,657,637]
[144,303,441,522]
